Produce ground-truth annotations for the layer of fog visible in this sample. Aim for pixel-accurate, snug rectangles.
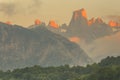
[80,31,120,62]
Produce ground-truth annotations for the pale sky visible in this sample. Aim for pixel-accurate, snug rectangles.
[0,0,120,27]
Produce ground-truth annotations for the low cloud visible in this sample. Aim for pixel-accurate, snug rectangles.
[103,15,120,23]
[0,0,42,16]
[80,32,120,62]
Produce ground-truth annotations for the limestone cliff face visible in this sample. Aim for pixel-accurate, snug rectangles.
[66,9,113,42]
[69,8,88,28]
[88,18,95,26]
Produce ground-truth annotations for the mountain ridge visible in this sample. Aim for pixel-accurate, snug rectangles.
[0,22,92,70]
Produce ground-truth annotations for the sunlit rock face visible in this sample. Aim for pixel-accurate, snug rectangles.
[48,20,59,29]
[88,17,103,26]
[73,8,87,20]
[69,8,88,27]
[88,18,95,26]
[68,8,88,36]
[94,17,103,23]
[35,19,41,25]
[46,20,60,35]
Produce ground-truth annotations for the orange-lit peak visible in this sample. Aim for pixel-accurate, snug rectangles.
[35,19,41,25]
[69,37,80,43]
[95,17,103,23]
[88,18,95,26]
[108,20,118,27]
[6,21,12,25]
[49,20,59,29]
[73,8,87,20]
[80,8,87,18]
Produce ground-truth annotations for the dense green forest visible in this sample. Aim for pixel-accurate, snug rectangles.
[0,56,120,80]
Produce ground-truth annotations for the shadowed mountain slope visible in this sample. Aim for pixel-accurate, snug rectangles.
[0,22,92,70]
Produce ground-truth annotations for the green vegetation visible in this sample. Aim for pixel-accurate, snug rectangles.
[0,56,120,80]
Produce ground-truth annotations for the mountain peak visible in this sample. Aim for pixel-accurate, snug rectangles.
[95,17,103,23]
[88,17,95,25]
[35,19,41,25]
[80,8,87,18]
[73,8,87,20]
[48,20,59,29]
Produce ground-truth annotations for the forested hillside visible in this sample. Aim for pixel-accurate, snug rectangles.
[0,56,120,80]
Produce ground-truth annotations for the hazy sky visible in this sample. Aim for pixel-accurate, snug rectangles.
[0,0,120,27]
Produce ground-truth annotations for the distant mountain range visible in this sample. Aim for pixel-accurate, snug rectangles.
[0,22,92,70]
[28,8,120,62]
[0,8,120,70]
[44,8,119,42]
